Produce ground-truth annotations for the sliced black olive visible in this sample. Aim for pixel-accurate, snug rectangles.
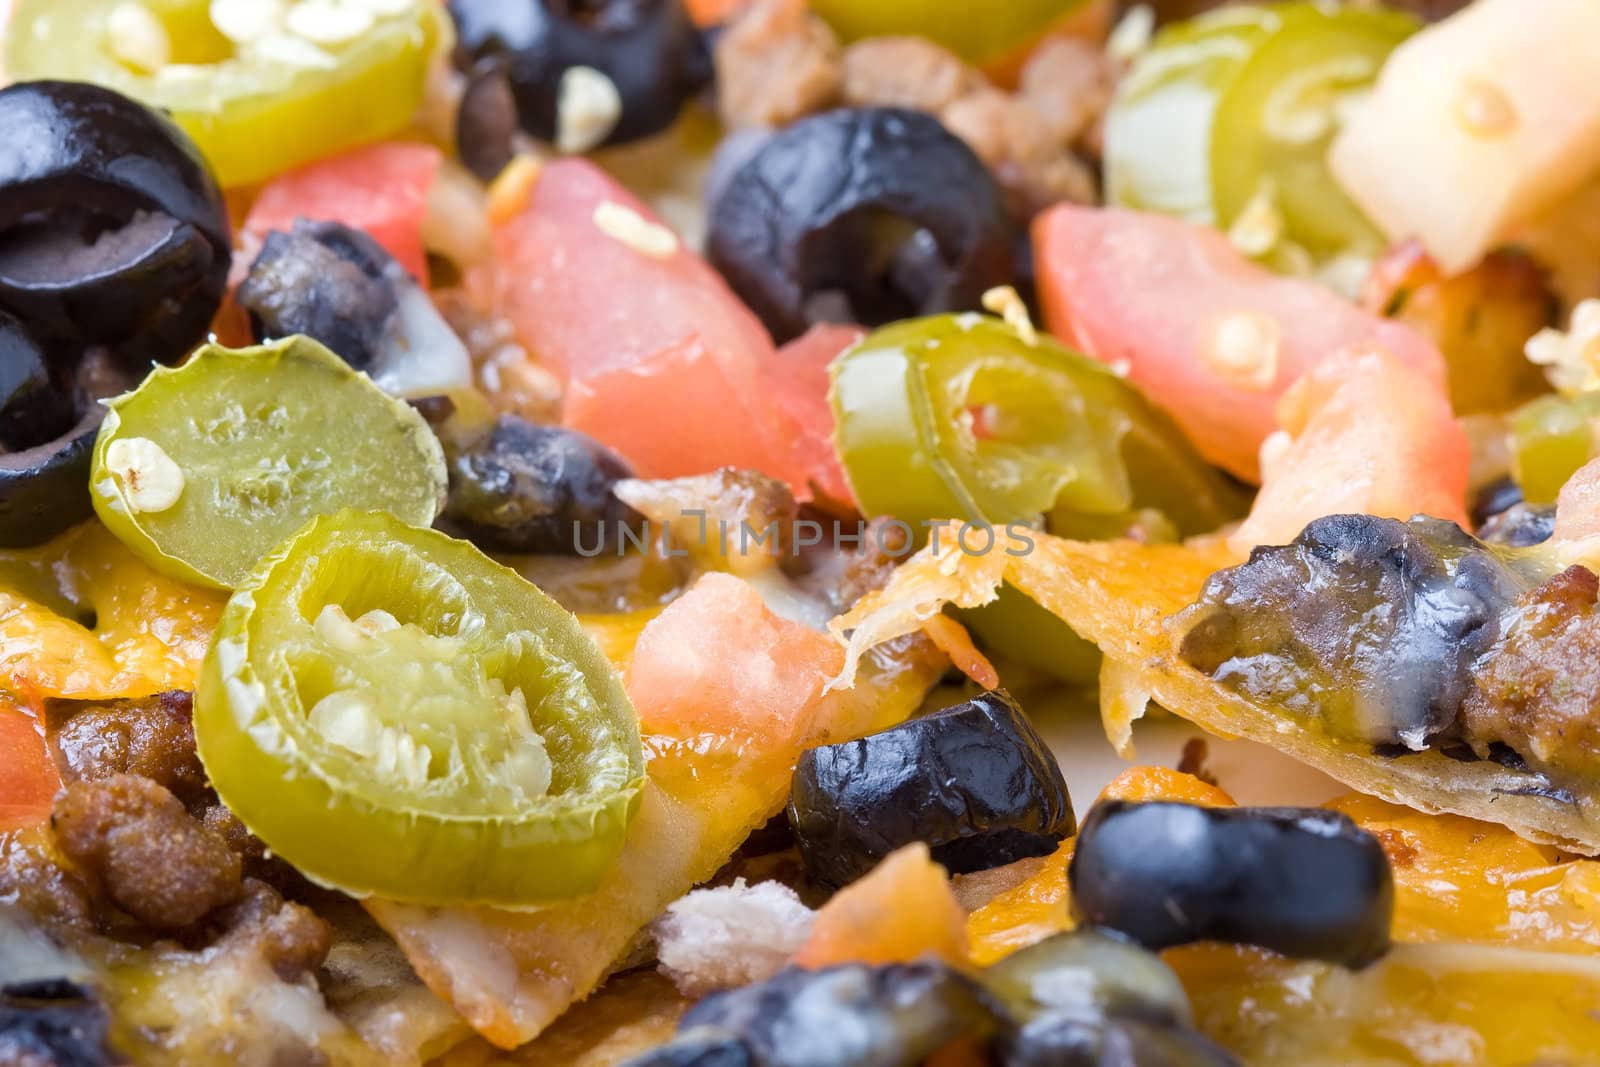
[0,311,75,452]
[456,62,523,182]
[787,689,1075,888]
[707,108,1016,344]
[646,962,1000,1067]
[1478,502,1556,548]
[237,220,401,373]
[0,977,118,1067]
[1068,801,1394,969]
[0,81,229,367]
[449,0,711,160]
[0,352,137,549]
[439,416,644,555]
[1176,514,1530,749]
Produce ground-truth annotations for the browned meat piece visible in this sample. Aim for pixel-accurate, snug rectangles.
[207,879,334,981]
[1463,566,1600,780]
[840,37,982,113]
[0,835,94,932]
[1017,35,1115,149]
[943,88,1098,216]
[715,0,842,129]
[48,691,205,802]
[51,775,242,932]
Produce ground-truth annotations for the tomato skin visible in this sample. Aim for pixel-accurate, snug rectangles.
[767,324,863,506]
[0,692,59,832]
[1232,345,1469,551]
[243,142,442,284]
[1033,204,1445,481]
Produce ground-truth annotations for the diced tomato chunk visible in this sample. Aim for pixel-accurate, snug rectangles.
[765,324,864,505]
[475,158,840,496]
[563,338,797,482]
[476,158,773,384]
[1232,345,1470,551]
[791,843,968,969]
[1032,205,1445,481]
[243,141,442,284]
[627,572,845,752]
[0,693,59,832]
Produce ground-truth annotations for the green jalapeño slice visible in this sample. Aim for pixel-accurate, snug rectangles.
[91,336,447,590]
[828,314,1247,539]
[195,510,646,905]
[6,0,442,187]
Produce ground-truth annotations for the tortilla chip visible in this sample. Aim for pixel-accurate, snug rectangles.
[839,531,1600,852]
[370,589,943,1049]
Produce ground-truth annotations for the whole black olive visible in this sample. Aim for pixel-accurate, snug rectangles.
[707,108,1015,344]
[1068,802,1394,968]
[642,962,1000,1067]
[0,351,137,548]
[1176,514,1528,749]
[236,219,474,395]
[0,311,75,452]
[0,977,118,1067]
[0,81,229,367]
[440,416,644,555]
[237,221,401,373]
[449,0,711,167]
[787,689,1075,887]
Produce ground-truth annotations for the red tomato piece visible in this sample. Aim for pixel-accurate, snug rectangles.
[765,324,864,506]
[1232,345,1470,551]
[1032,205,1446,482]
[475,158,773,384]
[243,141,442,284]
[563,338,797,482]
[626,572,845,752]
[477,158,833,494]
[0,692,59,832]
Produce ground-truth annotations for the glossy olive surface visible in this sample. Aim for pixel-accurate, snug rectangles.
[1177,514,1529,749]
[450,0,710,157]
[0,81,229,366]
[1068,801,1394,968]
[627,963,999,1067]
[788,690,1075,887]
[708,108,1014,344]
[441,417,643,556]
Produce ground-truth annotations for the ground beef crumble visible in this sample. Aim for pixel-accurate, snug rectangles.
[50,775,243,932]
[1463,566,1600,780]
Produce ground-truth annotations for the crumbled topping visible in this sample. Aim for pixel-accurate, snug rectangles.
[981,285,1039,346]
[108,2,171,73]
[284,1,373,45]
[1205,311,1282,392]
[1526,298,1600,395]
[593,201,680,260]
[556,66,623,155]
[487,153,544,225]
[1107,4,1156,65]
[105,436,185,514]
[1455,77,1517,138]
[652,879,816,998]
[209,0,285,44]
[1228,184,1286,258]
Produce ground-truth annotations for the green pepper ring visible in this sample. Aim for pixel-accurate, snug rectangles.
[195,510,646,906]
